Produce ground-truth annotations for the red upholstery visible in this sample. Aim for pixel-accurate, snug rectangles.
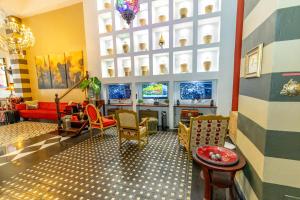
[102,117,116,127]
[86,105,98,122]
[16,102,68,120]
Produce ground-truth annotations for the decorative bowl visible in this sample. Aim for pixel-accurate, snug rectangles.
[205,5,214,14]
[107,67,114,77]
[160,64,167,74]
[139,42,146,51]
[139,18,146,26]
[158,15,166,23]
[180,63,188,72]
[203,61,212,71]
[106,48,113,55]
[105,24,112,32]
[180,7,188,18]
[122,43,129,53]
[179,38,187,47]
[203,35,212,44]
[104,2,112,9]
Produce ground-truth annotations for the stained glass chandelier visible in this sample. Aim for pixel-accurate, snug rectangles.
[0,10,35,56]
[116,0,139,25]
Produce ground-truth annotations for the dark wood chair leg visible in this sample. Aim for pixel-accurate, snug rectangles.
[202,168,212,200]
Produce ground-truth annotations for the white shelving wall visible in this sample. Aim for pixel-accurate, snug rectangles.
[84,0,237,128]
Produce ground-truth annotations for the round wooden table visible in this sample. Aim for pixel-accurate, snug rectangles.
[193,150,246,200]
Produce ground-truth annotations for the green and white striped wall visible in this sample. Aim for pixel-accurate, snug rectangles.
[236,0,300,199]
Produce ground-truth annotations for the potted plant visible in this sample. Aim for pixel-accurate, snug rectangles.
[79,77,102,101]
[164,99,169,105]
[137,99,144,104]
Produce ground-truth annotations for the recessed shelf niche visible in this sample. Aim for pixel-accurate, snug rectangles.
[133,30,149,52]
[133,2,149,27]
[152,26,169,50]
[174,0,193,20]
[116,33,130,55]
[97,0,113,11]
[100,36,114,56]
[153,53,169,75]
[101,58,115,78]
[198,0,222,15]
[198,17,220,45]
[152,0,169,24]
[197,47,219,72]
[174,22,193,48]
[98,12,112,34]
[134,55,150,76]
[117,57,132,77]
[174,50,193,74]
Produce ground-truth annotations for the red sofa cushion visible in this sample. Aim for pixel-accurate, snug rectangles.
[16,103,26,110]
[38,102,68,111]
[102,117,116,127]
[19,110,58,120]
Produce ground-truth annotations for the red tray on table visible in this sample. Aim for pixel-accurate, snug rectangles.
[196,146,239,166]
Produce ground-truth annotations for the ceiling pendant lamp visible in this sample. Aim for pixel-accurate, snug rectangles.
[116,0,139,25]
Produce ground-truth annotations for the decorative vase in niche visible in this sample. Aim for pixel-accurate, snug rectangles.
[123,67,131,77]
[158,15,166,23]
[104,2,112,9]
[160,64,167,74]
[139,42,146,51]
[205,5,214,14]
[105,24,112,32]
[179,38,187,47]
[180,7,188,18]
[203,35,212,44]
[141,66,148,76]
[122,43,129,53]
[159,34,165,48]
[203,61,212,71]
[106,48,113,55]
[180,63,188,73]
[107,67,114,77]
[139,18,146,26]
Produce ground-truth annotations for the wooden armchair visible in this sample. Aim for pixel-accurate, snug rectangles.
[86,104,117,137]
[116,110,149,149]
[178,115,229,154]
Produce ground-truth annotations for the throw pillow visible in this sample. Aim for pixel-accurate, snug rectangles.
[25,100,38,110]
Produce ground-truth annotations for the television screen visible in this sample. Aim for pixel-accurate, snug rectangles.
[108,84,131,99]
[142,83,168,99]
[180,81,212,100]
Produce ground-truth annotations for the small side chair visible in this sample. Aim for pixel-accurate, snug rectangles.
[116,110,149,149]
[86,104,117,137]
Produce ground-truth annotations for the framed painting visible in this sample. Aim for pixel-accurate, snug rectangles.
[49,53,68,89]
[65,51,84,87]
[0,58,8,89]
[244,43,263,78]
[35,56,52,89]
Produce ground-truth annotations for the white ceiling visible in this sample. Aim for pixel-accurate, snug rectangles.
[0,0,82,18]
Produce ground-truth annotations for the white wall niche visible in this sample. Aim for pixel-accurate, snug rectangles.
[197,47,219,72]
[152,0,169,24]
[152,26,169,50]
[133,30,149,52]
[116,33,131,55]
[99,36,114,56]
[101,58,115,78]
[97,0,113,11]
[198,0,222,15]
[174,0,193,20]
[173,50,193,74]
[117,57,132,77]
[114,11,130,31]
[98,12,113,34]
[133,2,149,27]
[174,22,193,48]
[134,55,150,77]
[198,17,220,45]
[153,53,169,75]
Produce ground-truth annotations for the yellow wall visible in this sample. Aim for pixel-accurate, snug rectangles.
[23,3,86,103]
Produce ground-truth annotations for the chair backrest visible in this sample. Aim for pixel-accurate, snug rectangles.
[116,110,139,130]
[189,115,229,152]
[86,104,101,124]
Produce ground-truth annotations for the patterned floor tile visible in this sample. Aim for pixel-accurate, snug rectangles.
[0,128,192,199]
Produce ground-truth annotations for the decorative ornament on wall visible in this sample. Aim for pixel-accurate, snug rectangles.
[116,0,139,25]
[280,79,300,96]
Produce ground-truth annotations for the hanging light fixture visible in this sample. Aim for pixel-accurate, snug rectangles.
[116,0,139,25]
[0,10,35,56]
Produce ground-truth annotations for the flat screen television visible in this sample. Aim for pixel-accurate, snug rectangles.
[180,81,212,100]
[142,82,168,99]
[108,84,131,99]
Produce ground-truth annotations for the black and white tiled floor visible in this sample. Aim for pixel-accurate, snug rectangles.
[0,128,193,200]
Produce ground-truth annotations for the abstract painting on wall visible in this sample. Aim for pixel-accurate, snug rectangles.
[65,51,84,87]
[49,53,68,89]
[35,56,52,89]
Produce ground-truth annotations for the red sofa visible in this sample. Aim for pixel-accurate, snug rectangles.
[16,102,68,121]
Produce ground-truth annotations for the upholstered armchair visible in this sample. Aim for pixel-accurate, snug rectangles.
[86,104,117,137]
[116,110,149,149]
[178,115,229,154]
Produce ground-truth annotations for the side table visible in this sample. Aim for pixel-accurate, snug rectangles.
[193,151,246,200]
